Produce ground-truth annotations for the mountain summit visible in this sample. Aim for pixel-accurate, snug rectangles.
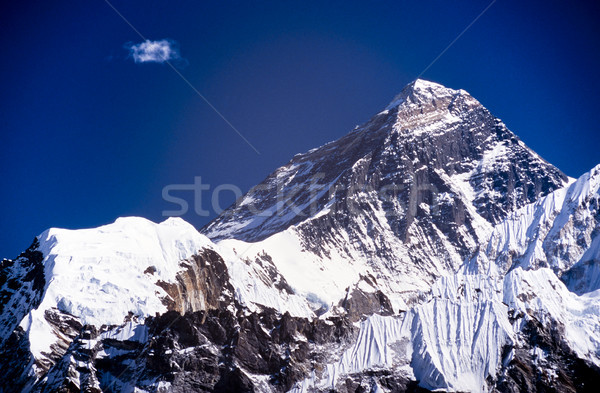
[384,78,467,109]
[204,78,566,241]
[202,79,568,309]
[1,80,598,393]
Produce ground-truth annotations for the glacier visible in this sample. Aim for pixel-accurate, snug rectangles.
[289,163,600,392]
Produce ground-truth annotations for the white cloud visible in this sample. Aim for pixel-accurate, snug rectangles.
[126,39,182,64]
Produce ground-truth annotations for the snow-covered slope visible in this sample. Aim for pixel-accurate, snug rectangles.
[17,217,213,370]
[34,217,211,323]
[0,240,45,349]
[468,164,600,283]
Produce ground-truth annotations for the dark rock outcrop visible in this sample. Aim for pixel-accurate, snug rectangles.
[156,248,234,314]
[495,318,600,393]
[0,238,45,347]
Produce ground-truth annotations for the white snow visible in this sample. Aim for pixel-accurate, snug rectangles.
[477,163,600,275]
[504,267,600,365]
[215,237,316,317]
[218,230,366,315]
[291,264,600,392]
[100,320,148,343]
[20,217,212,360]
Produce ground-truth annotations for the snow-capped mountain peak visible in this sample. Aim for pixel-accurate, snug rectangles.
[385,78,469,110]
[2,80,598,393]
[1,217,217,381]
[202,80,568,316]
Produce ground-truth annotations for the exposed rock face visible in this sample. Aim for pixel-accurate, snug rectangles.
[203,80,567,241]
[156,248,234,314]
[0,239,47,392]
[0,326,37,392]
[469,163,600,282]
[339,275,395,322]
[0,239,45,347]
[28,307,357,393]
[496,318,600,393]
[37,309,84,374]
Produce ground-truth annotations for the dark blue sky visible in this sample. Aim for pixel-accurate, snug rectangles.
[1,1,599,257]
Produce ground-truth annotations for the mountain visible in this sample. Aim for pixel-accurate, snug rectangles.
[1,79,599,393]
[204,79,568,313]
